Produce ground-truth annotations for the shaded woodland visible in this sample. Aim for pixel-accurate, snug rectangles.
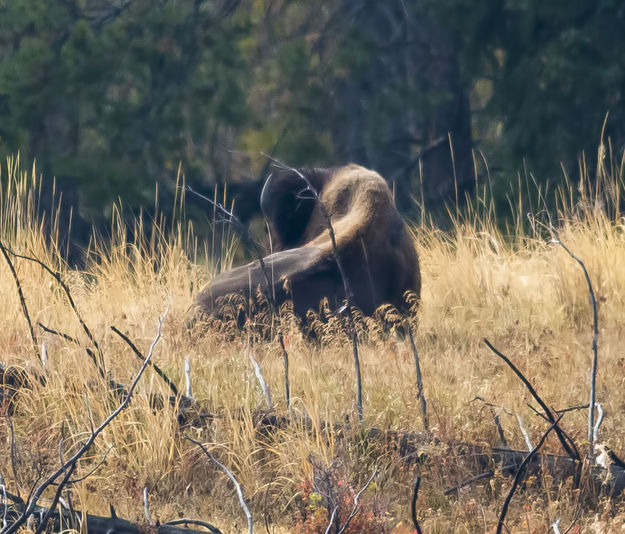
[1,0,624,242]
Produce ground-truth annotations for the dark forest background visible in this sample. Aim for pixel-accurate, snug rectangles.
[1,0,624,242]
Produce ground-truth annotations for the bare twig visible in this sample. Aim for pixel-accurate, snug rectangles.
[335,469,378,534]
[40,343,48,369]
[184,357,193,399]
[496,416,563,534]
[550,234,599,461]
[58,421,67,466]
[493,410,508,448]
[111,326,179,397]
[2,498,223,534]
[323,507,338,534]
[515,413,533,451]
[249,353,273,410]
[39,323,98,369]
[49,447,113,485]
[2,304,169,534]
[185,436,253,534]
[143,487,155,526]
[444,464,517,496]
[262,483,272,534]
[39,322,125,395]
[405,320,428,431]
[483,339,579,462]
[263,155,363,422]
[184,185,291,410]
[411,475,422,534]
[593,403,604,443]
[0,239,39,361]
[1,474,8,531]
[525,403,581,459]
[555,404,590,415]
[9,250,104,371]
[473,396,514,416]
[552,518,562,534]
[84,390,95,434]
[472,397,511,446]
[34,461,77,534]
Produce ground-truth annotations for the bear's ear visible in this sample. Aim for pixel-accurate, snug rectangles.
[260,168,328,250]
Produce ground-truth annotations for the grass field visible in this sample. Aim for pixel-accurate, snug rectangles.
[1,150,625,533]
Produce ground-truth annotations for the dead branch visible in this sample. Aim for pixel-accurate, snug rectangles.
[444,464,517,496]
[483,338,580,462]
[49,447,113,486]
[111,325,179,397]
[185,357,193,398]
[496,416,563,534]
[335,469,378,534]
[249,353,273,410]
[555,404,590,415]
[184,185,292,410]
[144,487,155,527]
[471,397,509,447]
[593,403,604,443]
[493,411,508,448]
[185,435,253,534]
[0,482,7,532]
[34,456,77,534]
[405,319,429,431]
[8,250,105,375]
[112,326,212,427]
[524,403,581,459]
[551,236,599,461]
[38,322,126,396]
[411,475,422,534]
[515,413,533,451]
[323,508,338,534]
[442,438,625,499]
[1,304,169,534]
[264,155,364,422]
[0,239,39,362]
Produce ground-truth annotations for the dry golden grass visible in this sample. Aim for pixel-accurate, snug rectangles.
[1,150,625,533]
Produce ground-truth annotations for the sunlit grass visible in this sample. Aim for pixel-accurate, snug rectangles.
[1,146,624,532]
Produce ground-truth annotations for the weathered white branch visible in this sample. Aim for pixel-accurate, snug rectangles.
[593,403,604,443]
[335,469,378,534]
[143,487,155,526]
[249,353,273,410]
[185,436,253,534]
[515,413,533,451]
[323,507,338,534]
[184,357,193,399]
[551,235,599,462]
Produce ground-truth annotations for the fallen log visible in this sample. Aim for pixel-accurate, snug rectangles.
[1,493,223,534]
[442,444,625,499]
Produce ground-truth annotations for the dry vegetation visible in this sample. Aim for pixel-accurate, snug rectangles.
[1,150,625,533]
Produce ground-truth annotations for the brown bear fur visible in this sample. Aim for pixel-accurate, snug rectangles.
[188,164,420,323]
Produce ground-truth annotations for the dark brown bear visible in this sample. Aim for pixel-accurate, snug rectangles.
[188,164,420,323]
